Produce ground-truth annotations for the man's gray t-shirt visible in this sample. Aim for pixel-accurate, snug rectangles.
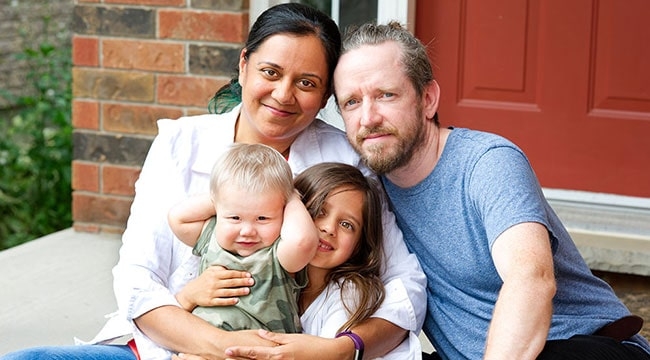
[382,128,646,359]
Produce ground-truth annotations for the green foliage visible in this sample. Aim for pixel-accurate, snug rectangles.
[0,17,72,250]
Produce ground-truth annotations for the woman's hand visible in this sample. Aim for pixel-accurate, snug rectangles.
[224,330,353,360]
[175,265,254,311]
[174,354,209,360]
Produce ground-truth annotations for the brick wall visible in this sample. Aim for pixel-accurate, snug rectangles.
[0,0,73,108]
[71,0,249,233]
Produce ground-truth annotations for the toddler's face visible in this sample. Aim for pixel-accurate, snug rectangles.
[214,186,284,256]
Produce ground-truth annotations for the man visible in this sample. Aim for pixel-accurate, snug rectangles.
[334,21,650,360]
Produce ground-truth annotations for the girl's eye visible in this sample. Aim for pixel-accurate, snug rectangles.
[340,221,354,230]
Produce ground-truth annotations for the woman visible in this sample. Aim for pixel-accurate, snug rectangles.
[1,4,426,360]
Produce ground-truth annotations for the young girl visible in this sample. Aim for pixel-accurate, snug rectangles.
[294,162,385,337]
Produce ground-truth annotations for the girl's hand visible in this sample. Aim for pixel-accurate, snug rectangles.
[175,265,254,311]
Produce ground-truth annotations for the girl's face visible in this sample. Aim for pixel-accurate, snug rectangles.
[214,186,285,257]
[237,33,330,148]
[310,187,364,270]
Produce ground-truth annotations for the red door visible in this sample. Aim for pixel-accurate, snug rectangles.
[417,0,650,197]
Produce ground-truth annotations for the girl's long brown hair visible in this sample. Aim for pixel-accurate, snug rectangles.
[294,162,385,332]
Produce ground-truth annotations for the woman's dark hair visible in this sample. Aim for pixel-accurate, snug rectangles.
[294,162,385,332]
[209,3,341,114]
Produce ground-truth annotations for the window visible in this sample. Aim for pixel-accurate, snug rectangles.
[250,0,415,32]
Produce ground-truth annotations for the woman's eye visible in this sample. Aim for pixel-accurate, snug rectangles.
[298,79,316,88]
[262,68,278,77]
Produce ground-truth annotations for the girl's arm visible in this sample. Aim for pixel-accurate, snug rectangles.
[168,193,215,247]
[276,191,319,273]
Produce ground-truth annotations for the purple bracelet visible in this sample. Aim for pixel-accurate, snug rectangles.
[335,330,364,360]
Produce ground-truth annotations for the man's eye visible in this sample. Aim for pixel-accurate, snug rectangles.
[345,99,359,107]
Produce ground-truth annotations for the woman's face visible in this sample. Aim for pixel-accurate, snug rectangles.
[237,34,330,147]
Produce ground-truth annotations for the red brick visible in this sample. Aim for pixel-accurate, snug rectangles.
[105,0,184,5]
[72,161,100,192]
[159,10,248,43]
[73,193,133,228]
[102,165,141,196]
[102,103,184,135]
[73,36,99,67]
[103,39,185,73]
[187,107,210,116]
[72,100,100,130]
[157,75,227,107]
[73,68,155,102]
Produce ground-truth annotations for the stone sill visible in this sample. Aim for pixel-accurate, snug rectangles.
[545,188,650,276]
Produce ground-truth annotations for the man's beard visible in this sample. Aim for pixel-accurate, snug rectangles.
[353,106,426,175]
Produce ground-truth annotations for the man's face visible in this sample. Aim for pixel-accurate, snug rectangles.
[334,42,426,174]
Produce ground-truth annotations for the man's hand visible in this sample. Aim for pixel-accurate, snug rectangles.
[176,265,254,311]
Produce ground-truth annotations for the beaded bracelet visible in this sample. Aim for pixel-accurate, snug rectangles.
[335,330,364,360]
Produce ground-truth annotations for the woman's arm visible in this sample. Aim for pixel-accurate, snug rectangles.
[174,266,253,312]
[135,306,276,360]
[224,319,406,360]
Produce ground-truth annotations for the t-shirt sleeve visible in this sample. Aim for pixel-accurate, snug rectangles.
[468,145,551,251]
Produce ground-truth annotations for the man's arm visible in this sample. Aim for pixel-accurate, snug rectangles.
[485,222,556,360]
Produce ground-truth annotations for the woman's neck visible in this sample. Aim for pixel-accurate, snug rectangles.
[234,116,293,158]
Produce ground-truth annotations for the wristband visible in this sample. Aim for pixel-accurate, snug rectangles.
[335,330,364,360]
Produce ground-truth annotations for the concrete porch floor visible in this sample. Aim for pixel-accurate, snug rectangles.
[1,228,648,355]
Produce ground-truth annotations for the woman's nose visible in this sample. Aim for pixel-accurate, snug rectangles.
[272,79,295,105]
